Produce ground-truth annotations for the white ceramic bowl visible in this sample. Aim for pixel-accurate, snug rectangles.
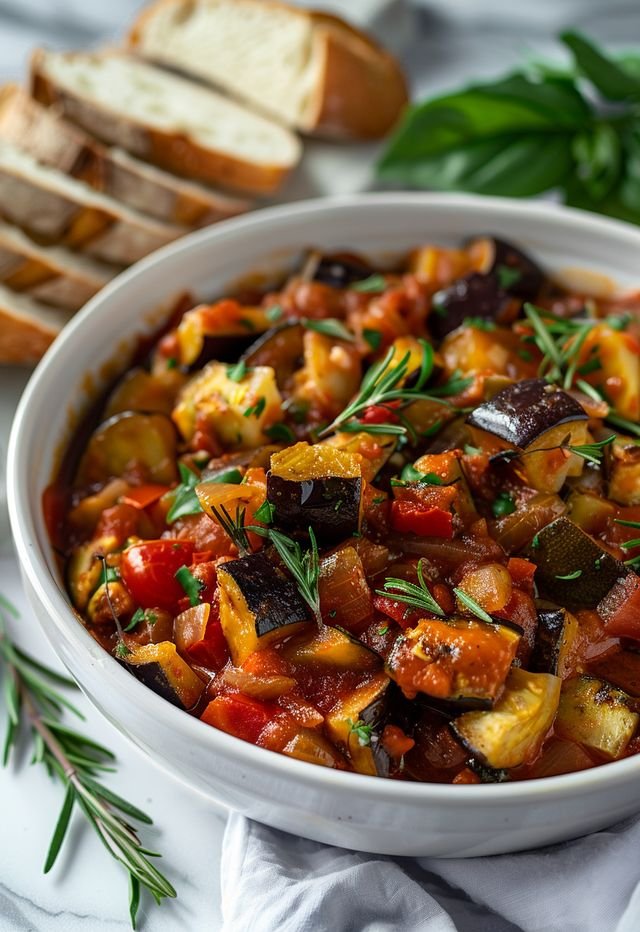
[9,193,640,858]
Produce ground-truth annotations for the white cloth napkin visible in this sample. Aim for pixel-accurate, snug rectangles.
[221,810,640,931]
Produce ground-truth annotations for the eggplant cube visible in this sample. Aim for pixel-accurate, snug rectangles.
[217,552,311,665]
[387,617,520,706]
[530,605,579,678]
[528,516,627,609]
[267,442,363,544]
[467,379,589,493]
[430,272,511,340]
[126,641,205,710]
[467,236,544,301]
[555,675,639,760]
[451,667,561,770]
[172,361,282,448]
[325,672,391,776]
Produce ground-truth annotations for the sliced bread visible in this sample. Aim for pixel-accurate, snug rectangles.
[127,0,408,139]
[0,85,251,227]
[0,221,114,311]
[0,140,183,265]
[30,49,302,194]
[0,284,73,365]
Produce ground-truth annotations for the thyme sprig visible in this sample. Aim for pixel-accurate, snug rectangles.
[376,559,445,617]
[0,594,176,928]
[249,526,321,624]
[318,342,469,439]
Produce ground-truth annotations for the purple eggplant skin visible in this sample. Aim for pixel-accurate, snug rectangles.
[466,378,588,448]
[469,236,545,302]
[311,251,373,288]
[125,662,186,709]
[219,552,311,637]
[240,322,305,389]
[429,273,511,340]
[530,607,571,676]
[267,473,362,545]
[526,516,628,609]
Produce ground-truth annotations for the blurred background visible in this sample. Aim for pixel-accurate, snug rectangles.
[1,0,639,91]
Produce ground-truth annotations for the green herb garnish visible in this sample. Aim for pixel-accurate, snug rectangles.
[243,396,266,419]
[227,359,248,382]
[167,463,243,523]
[254,500,276,524]
[375,559,445,617]
[463,316,496,331]
[491,491,516,517]
[496,265,522,290]
[347,718,373,746]
[174,566,204,606]
[567,434,616,464]
[265,422,296,443]
[265,304,284,322]
[555,569,583,580]
[363,329,383,350]
[250,526,321,624]
[351,274,387,294]
[453,588,493,623]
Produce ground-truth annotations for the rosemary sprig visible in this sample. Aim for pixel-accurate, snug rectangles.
[249,526,321,624]
[567,434,616,464]
[375,559,445,617]
[522,303,595,387]
[0,594,176,927]
[209,504,251,555]
[453,587,493,623]
[318,341,468,439]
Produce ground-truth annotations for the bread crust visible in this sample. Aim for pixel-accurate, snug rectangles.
[127,0,408,140]
[0,226,112,311]
[0,85,251,226]
[30,50,299,195]
[0,300,69,365]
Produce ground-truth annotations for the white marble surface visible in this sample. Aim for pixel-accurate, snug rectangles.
[2,1,640,930]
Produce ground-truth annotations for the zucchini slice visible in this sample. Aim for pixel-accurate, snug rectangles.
[387,617,520,706]
[451,667,561,769]
[555,675,639,760]
[530,605,579,678]
[217,552,311,665]
[267,442,362,544]
[126,641,205,710]
[75,411,178,487]
[528,516,627,609]
[325,672,391,776]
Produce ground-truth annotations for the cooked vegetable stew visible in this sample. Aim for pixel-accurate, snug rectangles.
[49,237,640,783]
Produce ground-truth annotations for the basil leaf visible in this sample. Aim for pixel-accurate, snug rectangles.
[561,31,640,102]
[572,123,621,201]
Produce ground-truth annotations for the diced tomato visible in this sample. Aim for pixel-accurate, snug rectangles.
[390,500,453,538]
[381,724,415,758]
[187,617,230,670]
[373,595,421,629]
[121,539,195,609]
[507,557,537,594]
[494,587,538,663]
[452,768,481,784]
[200,693,282,743]
[120,484,170,510]
[95,503,144,547]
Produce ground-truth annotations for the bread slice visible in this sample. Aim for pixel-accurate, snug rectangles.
[0,221,113,311]
[127,0,408,139]
[0,284,73,364]
[0,85,251,227]
[0,140,183,265]
[30,49,302,194]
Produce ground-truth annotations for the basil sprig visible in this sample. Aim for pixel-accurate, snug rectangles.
[378,31,640,225]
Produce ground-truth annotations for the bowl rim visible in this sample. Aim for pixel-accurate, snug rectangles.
[9,190,640,806]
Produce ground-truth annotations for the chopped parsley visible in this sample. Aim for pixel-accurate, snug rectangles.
[265,422,296,443]
[463,316,496,331]
[167,462,243,523]
[363,328,383,351]
[491,491,516,517]
[175,566,205,606]
[303,318,354,342]
[254,500,276,525]
[496,264,522,290]
[166,356,178,369]
[347,718,373,747]
[377,624,389,636]
[124,608,158,632]
[244,396,266,418]
[98,564,119,587]
[265,304,284,322]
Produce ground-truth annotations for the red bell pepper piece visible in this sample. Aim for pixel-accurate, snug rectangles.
[390,500,453,538]
[187,617,230,670]
[507,557,537,593]
[120,483,170,510]
[200,694,281,743]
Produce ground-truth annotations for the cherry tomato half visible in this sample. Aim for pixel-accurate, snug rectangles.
[120,540,195,609]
